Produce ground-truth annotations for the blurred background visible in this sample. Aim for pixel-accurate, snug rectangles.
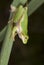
[0,0,44,65]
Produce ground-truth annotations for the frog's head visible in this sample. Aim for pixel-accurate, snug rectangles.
[19,33,29,44]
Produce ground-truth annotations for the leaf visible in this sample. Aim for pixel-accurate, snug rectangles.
[20,0,27,4]
[0,26,7,42]
[28,0,44,16]
[12,0,27,7]
[1,23,14,65]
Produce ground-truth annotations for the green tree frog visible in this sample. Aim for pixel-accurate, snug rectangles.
[10,5,29,44]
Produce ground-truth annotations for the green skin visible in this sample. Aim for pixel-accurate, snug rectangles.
[12,5,29,44]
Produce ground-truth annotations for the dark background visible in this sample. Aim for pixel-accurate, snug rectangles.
[0,0,44,65]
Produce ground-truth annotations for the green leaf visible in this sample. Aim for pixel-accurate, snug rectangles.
[28,0,44,16]
[12,0,20,6]
[1,23,14,65]
[20,0,27,4]
[12,0,27,7]
[0,26,7,42]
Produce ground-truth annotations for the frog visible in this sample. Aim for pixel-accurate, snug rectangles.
[10,5,29,44]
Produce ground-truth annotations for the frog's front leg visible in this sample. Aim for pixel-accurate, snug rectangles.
[12,26,17,41]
